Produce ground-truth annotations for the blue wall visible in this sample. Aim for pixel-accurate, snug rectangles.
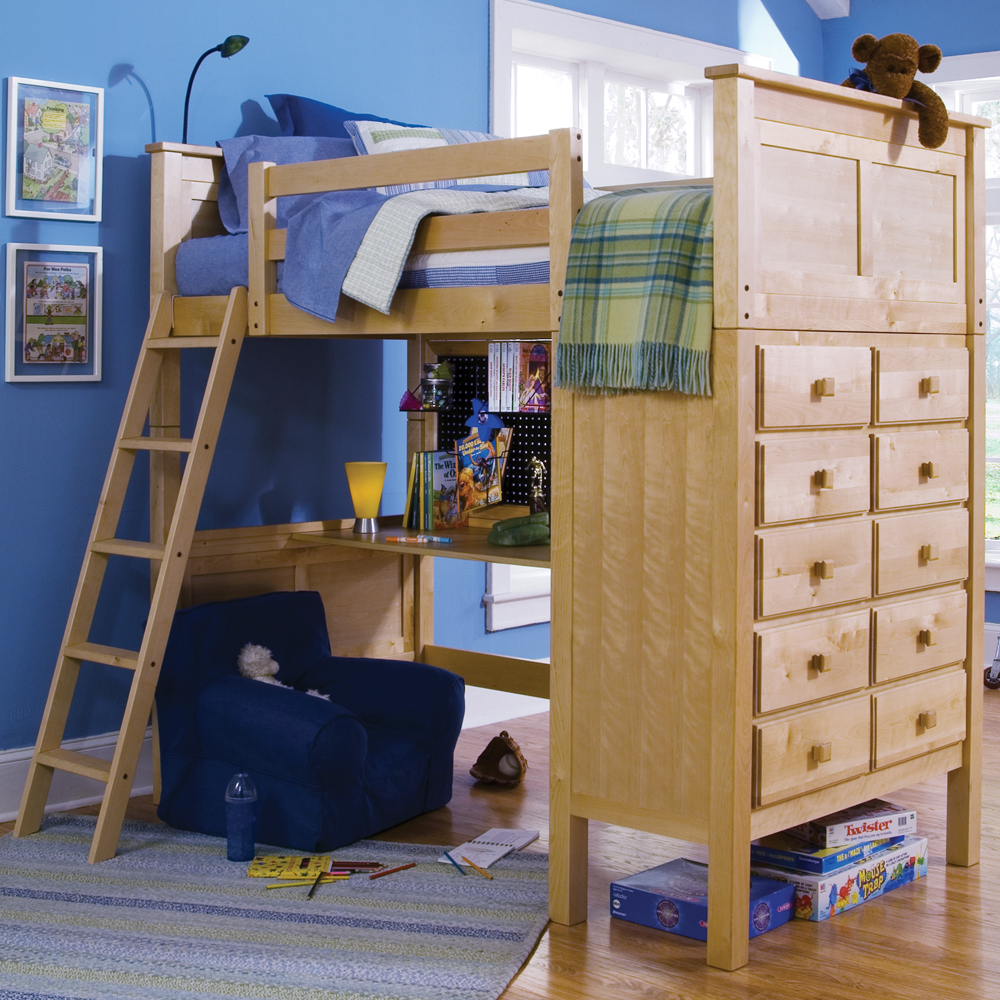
[0,0,987,754]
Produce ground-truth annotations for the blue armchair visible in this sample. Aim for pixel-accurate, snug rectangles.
[154,590,465,851]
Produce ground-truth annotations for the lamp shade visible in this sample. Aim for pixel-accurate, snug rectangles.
[345,462,387,519]
[221,35,249,58]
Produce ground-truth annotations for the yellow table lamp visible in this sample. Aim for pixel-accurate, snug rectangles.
[345,461,387,534]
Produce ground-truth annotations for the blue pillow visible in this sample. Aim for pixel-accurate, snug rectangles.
[266,94,423,139]
[216,135,358,234]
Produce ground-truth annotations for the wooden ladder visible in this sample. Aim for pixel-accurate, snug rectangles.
[13,287,247,862]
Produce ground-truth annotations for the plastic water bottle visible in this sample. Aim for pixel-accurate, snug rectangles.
[225,772,257,862]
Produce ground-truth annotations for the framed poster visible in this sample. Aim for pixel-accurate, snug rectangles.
[5,77,103,221]
[5,243,102,382]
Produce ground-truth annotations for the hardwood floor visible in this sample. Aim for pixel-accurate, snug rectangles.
[3,691,999,998]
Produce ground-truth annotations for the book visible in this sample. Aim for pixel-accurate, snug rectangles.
[248,855,331,879]
[517,342,551,413]
[402,454,418,529]
[430,450,462,528]
[750,831,903,875]
[438,828,539,869]
[455,427,512,517]
[787,799,917,849]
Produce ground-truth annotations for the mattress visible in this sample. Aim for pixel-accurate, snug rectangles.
[175,234,550,298]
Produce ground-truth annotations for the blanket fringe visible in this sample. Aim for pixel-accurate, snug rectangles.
[554,341,712,396]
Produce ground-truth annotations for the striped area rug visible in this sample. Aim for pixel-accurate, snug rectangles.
[0,814,549,1000]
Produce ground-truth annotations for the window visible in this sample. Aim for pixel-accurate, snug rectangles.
[491,0,769,187]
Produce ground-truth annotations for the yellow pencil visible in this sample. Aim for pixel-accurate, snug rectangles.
[461,856,493,880]
[266,876,349,889]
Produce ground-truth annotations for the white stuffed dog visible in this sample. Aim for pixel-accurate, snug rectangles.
[238,643,330,700]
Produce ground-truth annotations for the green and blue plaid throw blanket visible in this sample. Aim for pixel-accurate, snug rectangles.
[555,184,713,396]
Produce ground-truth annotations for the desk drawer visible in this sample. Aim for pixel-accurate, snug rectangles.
[875,509,969,595]
[873,669,966,769]
[754,694,871,806]
[874,429,968,510]
[758,434,870,525]
[757,611,870,713]
[759,346,871,429]
[873,592,968,684]
[875,348,968,424]
[757,520,872,618]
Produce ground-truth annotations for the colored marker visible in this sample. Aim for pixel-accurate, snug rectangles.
[369,862,417,880]
[416,535,453,544]
[462,856,493,880]
[443,851,465,875]
[385,537,420,543]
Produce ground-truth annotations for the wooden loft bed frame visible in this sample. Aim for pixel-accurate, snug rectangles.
[15,63,986,974]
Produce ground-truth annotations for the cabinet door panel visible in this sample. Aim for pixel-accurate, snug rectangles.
[758,434,870,524]
[875,347,968,423]
[873,670,966,769]
[757,611,870,713]
[759,346,871,428]
[757,520,872,617]
[875,509,969,595]
[873,592,968,684]
[754,694,871,806]
[874,429,968,510]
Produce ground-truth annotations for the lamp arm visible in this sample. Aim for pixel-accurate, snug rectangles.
[182,45,222,145]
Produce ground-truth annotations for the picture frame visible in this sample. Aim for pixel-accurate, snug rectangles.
[5,243,102,382]
[5,77,104,221]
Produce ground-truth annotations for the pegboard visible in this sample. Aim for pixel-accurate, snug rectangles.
[436,355,550,509]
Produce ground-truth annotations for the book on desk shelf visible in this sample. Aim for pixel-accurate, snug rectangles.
[404,450,463,530]
[454,427,512,519]
[438,828,539,869]
[488,341,551,413]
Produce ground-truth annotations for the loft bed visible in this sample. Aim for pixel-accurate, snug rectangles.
[17,63,986,973]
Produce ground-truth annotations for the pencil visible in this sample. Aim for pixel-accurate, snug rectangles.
[443,851,465,875]
[368,861,416,880]
[267,876,348,889]
[307,869,326,898]
[462,856,493,880]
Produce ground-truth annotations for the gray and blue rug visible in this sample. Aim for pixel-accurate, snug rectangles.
[0,814,549,1000]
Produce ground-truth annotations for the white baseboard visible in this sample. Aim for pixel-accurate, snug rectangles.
[0,730,154,824]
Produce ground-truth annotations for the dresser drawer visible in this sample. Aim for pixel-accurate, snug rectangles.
[757,520,872,618]
[875,509,969,596]
[874,429,968,510]
[754,694,871,806]
[758,346,871,429]
[875,348,968,423]
[873,669,966,769]
[758,434,870,525]
[757,611,870,713]
[873,592,968,684]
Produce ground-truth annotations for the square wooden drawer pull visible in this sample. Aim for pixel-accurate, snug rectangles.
[918,628,935,646]
[920,461,939,479]
[814,378,836,397]
[811,653,832,672]
[811,742,832,763]
[814,468,835,489]
[920,376,940,394]
[813,560,835,579]
[919,711,938,729]
[920,544,939,562]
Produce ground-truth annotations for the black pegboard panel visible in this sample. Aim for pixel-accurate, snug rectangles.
[436,355,550,509]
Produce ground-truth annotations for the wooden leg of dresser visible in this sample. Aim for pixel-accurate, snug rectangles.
[549,809,588,925]
[707,828,750,971]
[946,737,982,866]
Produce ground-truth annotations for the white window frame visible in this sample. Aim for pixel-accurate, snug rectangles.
[490,0,770,187]
[484,562,551,631]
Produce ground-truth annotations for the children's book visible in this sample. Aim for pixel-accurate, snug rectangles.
[248,855,331,879]
[430,450,462,528]
[438,829,539,869]
[517,342,551,412]
[455,427,512,517]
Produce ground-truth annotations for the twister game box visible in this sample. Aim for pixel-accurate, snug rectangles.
[750,836,927,921]
[610,858,794,940]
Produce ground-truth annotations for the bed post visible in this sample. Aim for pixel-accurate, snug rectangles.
[248,160,277,337]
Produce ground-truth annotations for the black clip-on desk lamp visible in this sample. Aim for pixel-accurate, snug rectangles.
[182,34,249,144]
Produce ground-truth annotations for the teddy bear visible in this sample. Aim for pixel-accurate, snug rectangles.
[842,33,950,150]
[237,642,330,700]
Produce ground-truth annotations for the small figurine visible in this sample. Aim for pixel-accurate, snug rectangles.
[529,455,547,514]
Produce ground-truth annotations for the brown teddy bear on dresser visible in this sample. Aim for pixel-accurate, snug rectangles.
[842,33,950,149]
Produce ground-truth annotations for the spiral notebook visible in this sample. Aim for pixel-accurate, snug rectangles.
[438,828,539,869]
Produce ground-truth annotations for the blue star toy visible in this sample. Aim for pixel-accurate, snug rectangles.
[465,398,505,443]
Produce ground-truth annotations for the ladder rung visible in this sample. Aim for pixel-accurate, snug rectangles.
[146,336,222,349]
[64,642,140,670]
[36,748,112,783]
[119,436,194,453]
[91,538,166,560]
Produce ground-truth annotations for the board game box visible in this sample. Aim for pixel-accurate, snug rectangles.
[750,836,927,921]
[787,799,917,848]
[750,831,903,875]
[610,857,794,941]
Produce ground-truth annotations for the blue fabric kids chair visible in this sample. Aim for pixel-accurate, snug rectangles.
[154,590,465,851]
